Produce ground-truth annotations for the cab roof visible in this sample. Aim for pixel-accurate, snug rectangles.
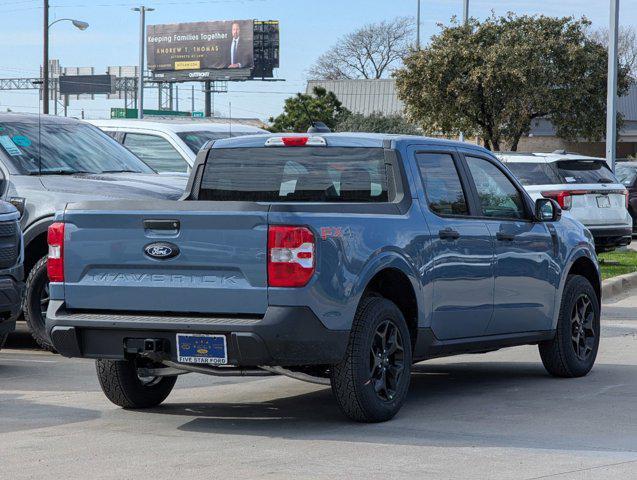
[210,132,493,153]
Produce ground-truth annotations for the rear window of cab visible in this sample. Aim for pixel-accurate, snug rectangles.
[198,147,389,202]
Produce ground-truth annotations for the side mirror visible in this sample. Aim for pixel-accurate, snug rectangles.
[8,197,25,218]
[535,198,561,222]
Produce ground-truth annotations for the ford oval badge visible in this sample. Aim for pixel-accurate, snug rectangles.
[144,242,179,260]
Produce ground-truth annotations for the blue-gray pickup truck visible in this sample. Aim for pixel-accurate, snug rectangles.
[46,133,601,422]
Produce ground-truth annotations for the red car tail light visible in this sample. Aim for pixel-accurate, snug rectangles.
[47,222,65,282]
[541,190,587,210]
[268,225,315,287]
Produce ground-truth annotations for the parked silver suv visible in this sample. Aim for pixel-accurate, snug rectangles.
[497,152,631,252]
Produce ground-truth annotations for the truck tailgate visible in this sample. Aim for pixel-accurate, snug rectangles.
[62,201,268,315]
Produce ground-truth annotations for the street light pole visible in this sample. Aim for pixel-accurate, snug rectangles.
[133,6,154,119]
[42,11,89,116]
[459,0,469,143]
[416,0,421,49]
[43,0,49,114]
[606,0,620,173]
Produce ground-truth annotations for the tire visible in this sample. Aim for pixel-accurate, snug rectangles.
[539,275,600,378]
[96,359,177,409]
[24,256,55,351]
[0,333,7,350]
[331,297,412,423]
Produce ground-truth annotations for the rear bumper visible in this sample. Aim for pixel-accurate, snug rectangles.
[587,225,632,249]
[46,301,349,367]
[0,276,24,336]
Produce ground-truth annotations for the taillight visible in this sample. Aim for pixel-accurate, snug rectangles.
[624,190,630,209]
[47,222,65,282]
[268,225,315,287]
[265,136,327,147]
[541,190,587,210]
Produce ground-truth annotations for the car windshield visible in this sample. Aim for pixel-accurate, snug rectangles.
[0,120,154,175]
[615,164,637,186]
[199,147,389,202]
[504,162,562,186]
[556,160,618,184]
[177,131,259,154]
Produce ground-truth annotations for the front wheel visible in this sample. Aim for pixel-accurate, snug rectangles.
[96,359,177,409]
[539,275,600,378]
[24,256,55,351]
[331,297,412,423]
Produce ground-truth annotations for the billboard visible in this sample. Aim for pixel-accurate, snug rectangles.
[147,20,254,72]
[59,74,115,96]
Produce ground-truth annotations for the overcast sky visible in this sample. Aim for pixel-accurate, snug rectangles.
[0,0,633,120]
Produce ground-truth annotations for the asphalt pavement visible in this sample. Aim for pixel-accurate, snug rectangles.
[2,294,637,480]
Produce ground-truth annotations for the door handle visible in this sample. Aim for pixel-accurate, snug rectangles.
[496,232,515,242]
[438,228,460,240]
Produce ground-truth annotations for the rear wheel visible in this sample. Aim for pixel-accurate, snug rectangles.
[24,256,55,351]
[96,358,177,409]
[539,275,600,378]
[0,333,7,350]
[331,297,412,423]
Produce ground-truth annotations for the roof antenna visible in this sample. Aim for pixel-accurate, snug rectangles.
[299,95,330,133]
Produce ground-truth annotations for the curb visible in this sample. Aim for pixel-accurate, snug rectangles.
[602,271,637,301]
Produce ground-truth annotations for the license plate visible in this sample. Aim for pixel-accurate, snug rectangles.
[596,196,611,208]
[176,333,227,365]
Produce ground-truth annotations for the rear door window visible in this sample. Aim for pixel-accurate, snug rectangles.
[415,153,469,216]
[198,147,388,202]
[557,160,618,184]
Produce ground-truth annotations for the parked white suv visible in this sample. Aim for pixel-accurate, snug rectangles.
[89,119,267,174]
[497,151,631,252]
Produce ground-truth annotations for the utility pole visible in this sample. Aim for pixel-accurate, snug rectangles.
[175,84,179,112]
[43,0,49,114]
[416,0,421,49]
[606,0,620,173]
[191,84,195,113]
[133,6,154,119]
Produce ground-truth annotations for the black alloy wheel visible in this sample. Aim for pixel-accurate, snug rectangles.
[369,320,405,402]
[571,294,596,361]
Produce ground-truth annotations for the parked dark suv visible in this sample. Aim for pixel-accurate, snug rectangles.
[616,162,637,233]
[0,113,187,349]
[0,201,23,350]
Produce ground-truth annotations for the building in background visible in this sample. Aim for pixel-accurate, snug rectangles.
[308,79,637,158]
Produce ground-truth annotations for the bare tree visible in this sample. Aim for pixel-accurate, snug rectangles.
[589,25,637,77]
[308,17,415,80]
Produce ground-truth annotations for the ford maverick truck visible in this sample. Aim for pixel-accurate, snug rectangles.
[46,133,601,422]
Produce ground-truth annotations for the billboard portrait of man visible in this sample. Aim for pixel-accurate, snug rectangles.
[227,21,253,68]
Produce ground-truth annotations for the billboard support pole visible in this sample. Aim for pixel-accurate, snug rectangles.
[133,6,154,119]
[191,85,195,113]
[175,84,179,111]
[204,80,212,117]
